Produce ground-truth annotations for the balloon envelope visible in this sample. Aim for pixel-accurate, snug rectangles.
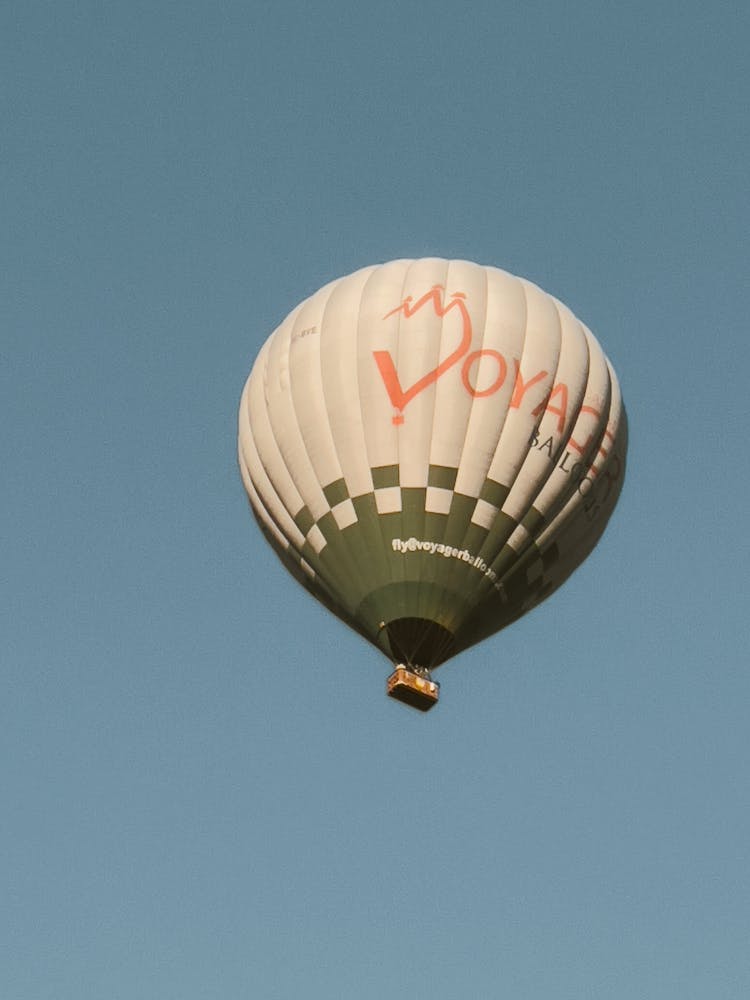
[238,259,626,671]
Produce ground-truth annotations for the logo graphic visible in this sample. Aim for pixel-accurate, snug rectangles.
[375,285,526,424]
[373,285,619,493]
[374,285,472,424]
[374,286,608,443]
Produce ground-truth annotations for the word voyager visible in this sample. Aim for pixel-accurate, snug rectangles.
[373,284,596,453]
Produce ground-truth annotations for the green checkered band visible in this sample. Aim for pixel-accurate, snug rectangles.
[284,465,555,662]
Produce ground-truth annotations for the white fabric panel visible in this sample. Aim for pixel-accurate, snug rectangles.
[453,267,527,498]
[238,393,306,551]
[534,349,619,547]
[501,297,589,522]
[506,523,530,552]
[357,260,411,472]
[242,339,309,528]
[319,265,379,497]
[491,278,562,495]
[534,401,625,594]
[389,258,450,489]
[244,323,366,606]
[287,283,347,498]
[238,448,293,552]
[374,486,402,514]
[531,324,611,523]
[425,486,453,515]
[560,325,613,480]
[306,524,326,554]
[471,498,499,530]
[426,260,488,472]
[264,296,332,523]
[588,359,624,479]
[332,498,357,529]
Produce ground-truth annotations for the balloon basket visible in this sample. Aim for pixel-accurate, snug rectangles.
[386,666,440,712]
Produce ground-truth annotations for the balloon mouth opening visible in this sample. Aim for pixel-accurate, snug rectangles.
[385,618,456,670]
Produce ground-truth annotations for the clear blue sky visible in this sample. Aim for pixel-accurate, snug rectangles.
[3,2,749,997]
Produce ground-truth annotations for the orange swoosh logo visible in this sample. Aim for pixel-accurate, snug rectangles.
[374,286,472,423]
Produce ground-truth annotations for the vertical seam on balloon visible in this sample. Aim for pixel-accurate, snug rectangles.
[242,390,309,558]
[458,275,534,615]
[489,297,575,570]
[242,440,342,609]
[253,319,314,541]
[523,363,624,613]
[242,361,314,555]
[434,259,486,539]
[286,280,366,605]
[518,330,614,576]
[493,302,586,599]
[545,345,617,538]
[392,261,411,598]
[240,392,299,548]
[251,343,310,550]
[411,259,450,636]
[417,257,455,666]
[449,264,493,534]
[355,264,398,600]
[462,279,572,624]
[316,271,376,613]
[483,297,572,595]
[267,288,363,613]
[529,314,597,528]
[257,331,314,539]
[456,274,535,616]
[245,342,345,602]
[426,261,490,642]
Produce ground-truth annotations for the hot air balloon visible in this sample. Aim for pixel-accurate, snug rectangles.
[238,259,626,710]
